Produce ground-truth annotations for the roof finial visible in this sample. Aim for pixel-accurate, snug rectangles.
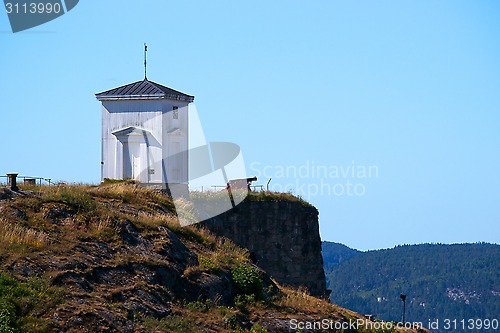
[144,43,148,80]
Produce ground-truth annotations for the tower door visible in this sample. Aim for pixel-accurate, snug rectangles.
[123,142,141,180]
[171,141,180,182]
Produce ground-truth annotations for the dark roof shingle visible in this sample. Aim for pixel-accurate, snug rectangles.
[96,79,194,102]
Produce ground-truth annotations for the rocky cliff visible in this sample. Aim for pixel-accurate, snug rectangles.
[201,195,329,298]
[0,185,430,333]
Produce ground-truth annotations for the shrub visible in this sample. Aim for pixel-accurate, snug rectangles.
[231,263,263,296]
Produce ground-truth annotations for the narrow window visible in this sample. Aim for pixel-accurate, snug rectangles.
[172,106,179,119]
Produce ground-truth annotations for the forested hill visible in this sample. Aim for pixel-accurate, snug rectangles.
[323,242,500,333]
[321,241,361,271]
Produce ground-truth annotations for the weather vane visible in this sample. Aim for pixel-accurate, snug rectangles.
[144,43,148,80]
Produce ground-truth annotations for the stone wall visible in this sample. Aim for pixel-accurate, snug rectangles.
[201,200,329,298]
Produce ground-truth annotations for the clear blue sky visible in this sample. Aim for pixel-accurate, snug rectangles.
[1,1,499,250]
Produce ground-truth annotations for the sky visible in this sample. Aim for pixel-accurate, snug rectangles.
[1,1,499,251]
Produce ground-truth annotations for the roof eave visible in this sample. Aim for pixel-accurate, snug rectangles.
[96,94,194,102]
[96,94,163,101]
[165,94,195,103]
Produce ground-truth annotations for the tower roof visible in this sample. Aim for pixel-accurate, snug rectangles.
[95,79,194,102]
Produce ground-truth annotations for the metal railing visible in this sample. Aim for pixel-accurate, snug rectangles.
[189,185,266,192]
[0,175,52,186]
[210,184,265,191]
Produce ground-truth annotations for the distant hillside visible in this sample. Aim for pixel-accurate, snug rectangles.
[323,242,500,333]
[322,241,361,272]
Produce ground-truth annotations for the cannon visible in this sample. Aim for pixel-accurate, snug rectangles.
[227,176,258,191]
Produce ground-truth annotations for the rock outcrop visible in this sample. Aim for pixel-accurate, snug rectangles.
[201,199,329,298]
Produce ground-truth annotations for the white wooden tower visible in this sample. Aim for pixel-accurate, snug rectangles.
[95,78,194,187]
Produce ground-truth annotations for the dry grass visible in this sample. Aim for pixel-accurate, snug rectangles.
[132,210,179,229]
[0,218,49,248]
[274,285,347,318]
[90,183,144,203]
[208,236,249,267]
[182,228,250,279]
[26,182,173,211]
[0,183,179,249]
[172,197,199,226]
[189,227,249,266]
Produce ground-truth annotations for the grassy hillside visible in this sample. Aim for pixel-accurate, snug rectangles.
[323,243,500,333]
[0,184,429,333]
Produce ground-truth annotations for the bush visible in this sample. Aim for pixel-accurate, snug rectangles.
[231,263,263,296]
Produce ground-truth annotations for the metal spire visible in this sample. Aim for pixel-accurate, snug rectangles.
[144,43,148,80]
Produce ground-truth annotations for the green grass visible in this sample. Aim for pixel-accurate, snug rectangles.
[189,189,313,208]
[42,185,96,213]
[244,191,313,207]
[101,178,137,185]
[0,272,64,333]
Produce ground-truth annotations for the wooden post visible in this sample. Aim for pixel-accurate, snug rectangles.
[6,173,18,191]
[400,294,407,325]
